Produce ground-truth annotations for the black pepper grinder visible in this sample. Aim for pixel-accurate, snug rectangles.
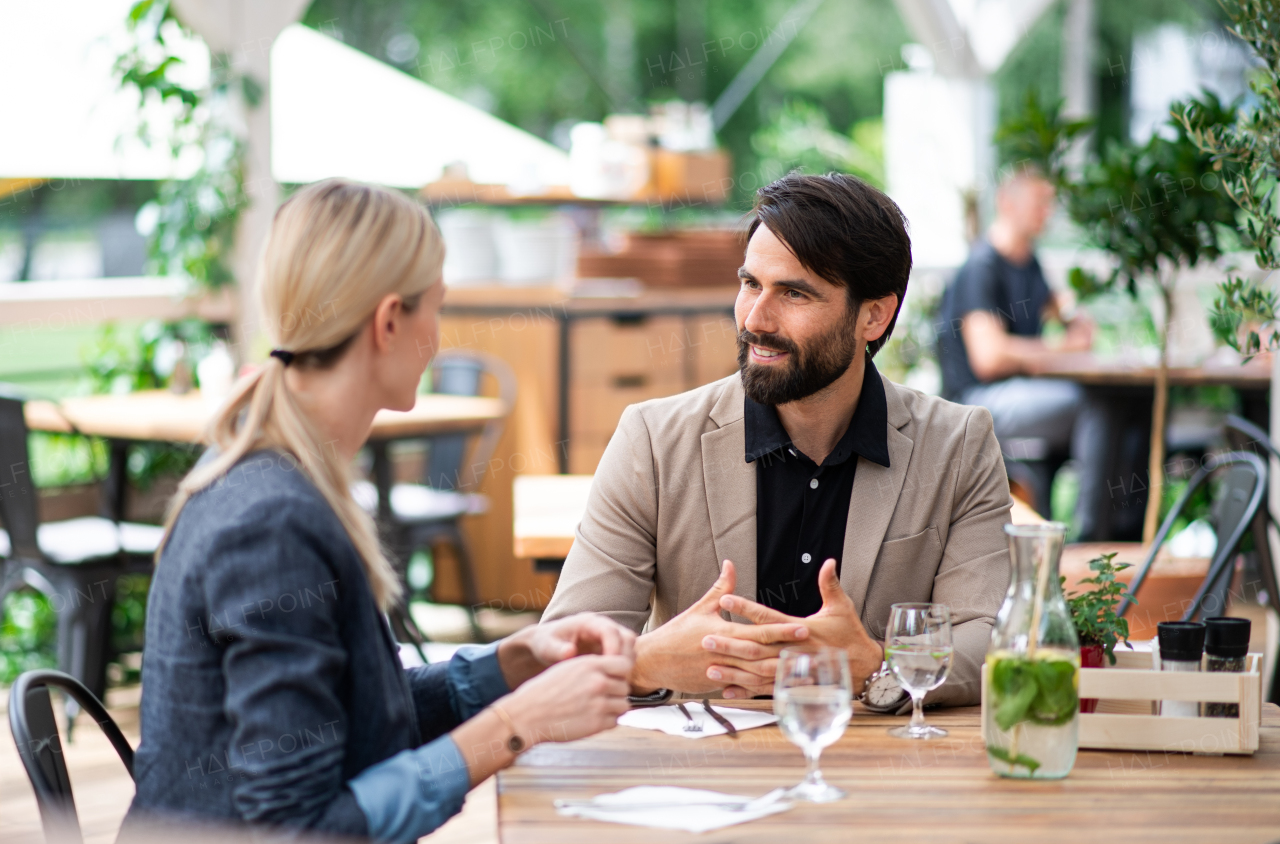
[1203,617,1251,718]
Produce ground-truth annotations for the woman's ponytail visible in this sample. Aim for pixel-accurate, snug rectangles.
[159,180,444,612]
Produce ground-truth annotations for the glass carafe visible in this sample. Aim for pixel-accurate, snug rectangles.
[984,522,1079,779]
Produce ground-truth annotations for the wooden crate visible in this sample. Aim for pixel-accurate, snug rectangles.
[651,149,733,204]
[981,654,1263,757]
[1077,654,1263,754]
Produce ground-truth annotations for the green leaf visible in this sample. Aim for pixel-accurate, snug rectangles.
[986,745,1041,774]
[127,0,157,25]
[989,655,1079,731]
[994,668,1040,731]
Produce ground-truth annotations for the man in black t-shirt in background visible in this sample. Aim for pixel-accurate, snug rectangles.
[937,168,1109,538]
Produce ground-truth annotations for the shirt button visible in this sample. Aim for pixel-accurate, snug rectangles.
[809,479,819,489]
[801,553,812,563]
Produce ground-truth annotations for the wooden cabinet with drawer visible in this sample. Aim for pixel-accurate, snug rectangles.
[438,285,739,604]
[565,311,740,470]
[570,315,689,383]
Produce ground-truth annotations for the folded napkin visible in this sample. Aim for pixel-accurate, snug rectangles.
[617,704,778,738]
[555,786,792,833]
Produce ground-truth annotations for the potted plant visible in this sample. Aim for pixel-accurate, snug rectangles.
[996,90,1242,544]
[1060,553,1138,713]
[1184,0,1280,359]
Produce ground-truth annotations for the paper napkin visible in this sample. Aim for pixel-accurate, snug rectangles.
[616,704,778,738]
[555,786,792,833]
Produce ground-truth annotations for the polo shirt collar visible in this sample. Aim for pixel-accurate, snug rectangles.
[743,357,891,468]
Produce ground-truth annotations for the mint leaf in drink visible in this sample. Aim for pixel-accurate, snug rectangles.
[986,745,1042,774]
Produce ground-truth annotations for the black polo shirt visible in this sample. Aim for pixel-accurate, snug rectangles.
[746,358,891,618]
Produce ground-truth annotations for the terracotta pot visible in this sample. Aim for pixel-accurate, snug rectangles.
[1079,643,1105,713]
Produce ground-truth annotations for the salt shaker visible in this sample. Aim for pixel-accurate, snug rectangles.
[1157,621,1205,717]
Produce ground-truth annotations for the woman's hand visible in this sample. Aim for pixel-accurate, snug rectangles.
[497,613,636,689]
[451,652,633,787]
[503,653,634,745]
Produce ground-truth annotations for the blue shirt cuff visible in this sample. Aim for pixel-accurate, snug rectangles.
[447,642,510,721]
[349,735,471,844]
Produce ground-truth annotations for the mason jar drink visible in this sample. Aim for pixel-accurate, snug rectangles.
[984,523,1080,779]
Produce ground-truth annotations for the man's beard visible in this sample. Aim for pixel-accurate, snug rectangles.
[737,308,861,406]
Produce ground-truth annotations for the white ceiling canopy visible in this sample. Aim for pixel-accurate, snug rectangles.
[0,3,569,190]
[270,24,570,190]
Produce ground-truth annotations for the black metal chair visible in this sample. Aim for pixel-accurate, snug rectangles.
[0,389,161,715]
[1118,450,1268,623]
[8,669,135,844]
[354,351,517,644]
[1222,415,1280,610]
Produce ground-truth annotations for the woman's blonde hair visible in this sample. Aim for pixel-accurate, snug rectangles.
[161,179,445,611]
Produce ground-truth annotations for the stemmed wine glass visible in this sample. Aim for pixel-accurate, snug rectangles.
[885,602,953,740]
[774,647,852,803]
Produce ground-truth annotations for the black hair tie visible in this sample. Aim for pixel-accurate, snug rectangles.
[269,349,296,366]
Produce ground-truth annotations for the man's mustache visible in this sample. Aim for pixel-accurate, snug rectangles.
[737,329,798,356]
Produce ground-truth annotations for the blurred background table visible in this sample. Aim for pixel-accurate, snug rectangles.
[513,475,594,572]
[1035,353,1272,390]
[1027,354,1272,542]
[24,390,506,522]
[499,699,1280,844]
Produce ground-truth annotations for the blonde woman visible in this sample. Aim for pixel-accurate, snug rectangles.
[120,180,634,842]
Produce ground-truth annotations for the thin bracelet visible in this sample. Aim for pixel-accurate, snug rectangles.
[491,703,526,754]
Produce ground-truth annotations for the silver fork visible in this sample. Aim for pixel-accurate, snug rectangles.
[676,702,702,732]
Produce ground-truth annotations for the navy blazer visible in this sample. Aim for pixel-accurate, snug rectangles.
[121,451,486,838]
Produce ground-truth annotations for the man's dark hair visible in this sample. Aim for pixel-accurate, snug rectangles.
[747,172,912,358]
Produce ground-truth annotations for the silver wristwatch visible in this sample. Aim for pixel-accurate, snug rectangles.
[858,662,909,713]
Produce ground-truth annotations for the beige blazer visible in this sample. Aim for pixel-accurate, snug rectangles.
[542,373,1012,705]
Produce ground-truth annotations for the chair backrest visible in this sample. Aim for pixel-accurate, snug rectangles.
[422,351,517,492]
[1118,451,1267,622]
[8,669,135,844]
[1223,413,1280,615]
[1200,461,1264,617]
[0,389,41,561]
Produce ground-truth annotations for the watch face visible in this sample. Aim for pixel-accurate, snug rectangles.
[867,672,905,707]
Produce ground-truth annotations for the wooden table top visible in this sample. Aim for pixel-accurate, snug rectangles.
[1035,353,1271,389]
[498,699,1280,843]
[24,390,506,444]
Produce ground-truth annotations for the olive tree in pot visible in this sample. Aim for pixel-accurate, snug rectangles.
[1061,553,1138,713]
[1182,1,1280,359]
[1062,93,1242,543]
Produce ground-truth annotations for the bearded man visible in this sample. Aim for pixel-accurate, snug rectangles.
[542,173,1011,708]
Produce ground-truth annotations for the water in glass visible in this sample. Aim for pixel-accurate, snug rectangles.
[885,603,953,739]
[777,684,852,749]
[984,522,1080,779]
[885,643,953,693]
[774,648,851,802]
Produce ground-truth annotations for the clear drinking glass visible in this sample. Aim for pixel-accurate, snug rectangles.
[885,602,954,739]
[774,647,852,803]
